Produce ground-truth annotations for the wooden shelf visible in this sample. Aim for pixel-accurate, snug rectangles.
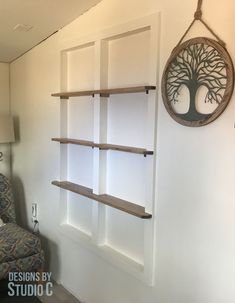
[51,85,156,99]
[52,138,96,148]
[99,143,153,156]
[52,181,152,219]
[52,138,153,156]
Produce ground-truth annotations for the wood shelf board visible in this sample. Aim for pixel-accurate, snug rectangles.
[52,138,153,156]
[52,138,96,148]
[51,86,156,98]
[99,143,153,155]
[52,180,152,219]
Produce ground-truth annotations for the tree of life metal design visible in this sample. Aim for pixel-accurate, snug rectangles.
[161,37,234,127]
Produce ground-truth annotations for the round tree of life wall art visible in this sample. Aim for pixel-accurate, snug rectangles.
[161,37,234,127]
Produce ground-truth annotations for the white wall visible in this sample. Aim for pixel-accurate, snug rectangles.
[0,63,10,115]
[10,1,235,303]
[0,63,11,176]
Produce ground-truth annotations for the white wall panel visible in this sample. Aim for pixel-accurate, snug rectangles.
[68,145,93,187]
[68,192,93,236]
[108,29,150,87]
[106,208,145,264]
[106,151,146,205]
[67,43,95,91]
[107,93,147,147]
[68,98,94,140]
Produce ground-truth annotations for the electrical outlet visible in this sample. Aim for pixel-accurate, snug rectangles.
[32,203,37,222]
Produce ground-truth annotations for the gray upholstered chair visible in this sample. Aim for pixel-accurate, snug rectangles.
[0,174,44,280]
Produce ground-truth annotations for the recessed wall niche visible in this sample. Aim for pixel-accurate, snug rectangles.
[61,43,96,234]
[52,14,159,285]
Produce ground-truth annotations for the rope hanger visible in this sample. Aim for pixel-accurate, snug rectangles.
[174,0,225,50]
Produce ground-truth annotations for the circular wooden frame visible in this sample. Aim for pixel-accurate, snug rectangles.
[161,37,234,127]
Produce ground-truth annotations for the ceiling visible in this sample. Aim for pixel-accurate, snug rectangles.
[0,0,102,63]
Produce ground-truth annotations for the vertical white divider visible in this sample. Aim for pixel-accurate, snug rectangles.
[143,14,160,285]
[92,40,109,246]
[59,51,69,225]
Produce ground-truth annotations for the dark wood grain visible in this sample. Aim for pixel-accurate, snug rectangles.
[52,180,152,219]
[52,138,153,156]
[51,86,156,98]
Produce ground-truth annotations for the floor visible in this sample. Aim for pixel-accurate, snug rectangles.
[40,283,81,303]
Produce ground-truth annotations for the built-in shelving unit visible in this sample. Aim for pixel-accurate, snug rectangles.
[52,138,154,156]
[51,85,156,99]
[52,14,159,284]
[52,85,155,219]
[52,180,152,219]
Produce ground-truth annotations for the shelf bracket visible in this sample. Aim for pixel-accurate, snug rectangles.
[100,93,110,98]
